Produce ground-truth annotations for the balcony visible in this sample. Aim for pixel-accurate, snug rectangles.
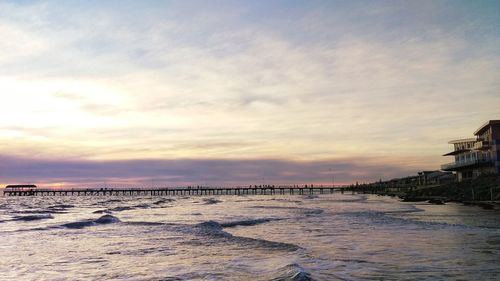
[441,158,493,171]
[473,141,490,150]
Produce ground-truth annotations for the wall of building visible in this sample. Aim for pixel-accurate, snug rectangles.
[457,170,473,181]
[491,125,500,173]
[494,138,500,173]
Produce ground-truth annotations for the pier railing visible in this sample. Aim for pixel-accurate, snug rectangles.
[3,186,349,197]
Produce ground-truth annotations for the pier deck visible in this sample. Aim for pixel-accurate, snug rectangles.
[3,186,345,197]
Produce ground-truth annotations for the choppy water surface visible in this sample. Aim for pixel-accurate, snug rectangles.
[1,193,500,280]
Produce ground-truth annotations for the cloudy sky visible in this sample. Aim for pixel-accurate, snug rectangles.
[0,0,499,187]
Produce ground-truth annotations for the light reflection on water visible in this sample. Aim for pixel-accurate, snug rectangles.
[1,194,499,280]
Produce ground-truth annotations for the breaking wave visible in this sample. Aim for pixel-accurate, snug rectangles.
[183,220,300,251]
[61,215,121,229]
[264,263,315,281]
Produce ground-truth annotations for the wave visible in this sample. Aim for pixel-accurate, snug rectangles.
[16,215,161,232]
[94,214,121,224]
[12,214,299,252]
[334,195,368,203]
[134,203,151,209]
[92,209,112,214]
[384,205,425,214]
[265,263,315,281]
[108,206,135,212]
[234,198,302,203]
[187,220,300,251]
[249,206,325,217]
[194,220,232,237]
[94,203,156,214]
[249,206,304,210]
[339,210,474,230]
[61,221,97,229]
[203,198,222,205]
[61,215,121,229]
[14,209,68,214]
[220,218,278,228]
[334,204,423,216]
[93,199,124,205]
[11,214,54,221]
[125,221,167,226]
[153,198,175,205]
[47,204,75,210]
[303,209,324,216]
[17,204,75,215]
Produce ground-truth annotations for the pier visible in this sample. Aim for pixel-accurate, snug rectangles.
[3,186,345,197]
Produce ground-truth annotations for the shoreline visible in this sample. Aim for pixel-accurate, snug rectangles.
[370,174,500,210]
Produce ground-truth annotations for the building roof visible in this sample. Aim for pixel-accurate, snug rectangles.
[448,138,476,144]
[427,171,452,180]
[474,120,500,136]
[418,170,440,175]
[443,149,470,156]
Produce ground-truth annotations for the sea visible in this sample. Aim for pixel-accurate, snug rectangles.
[1,193,500,280]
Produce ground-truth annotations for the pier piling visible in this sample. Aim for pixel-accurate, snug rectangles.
[3,186,345,197]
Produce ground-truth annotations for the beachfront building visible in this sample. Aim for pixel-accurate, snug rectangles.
[442,120,500,181]
[417,170,455,186]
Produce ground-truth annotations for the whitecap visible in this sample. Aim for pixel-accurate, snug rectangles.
[61,215,121,229]
[265,263,315,281]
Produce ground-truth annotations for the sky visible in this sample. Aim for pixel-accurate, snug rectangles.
[0,0,499,187]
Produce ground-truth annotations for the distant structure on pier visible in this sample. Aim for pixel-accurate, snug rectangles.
[5,184,37,191]
[442,120,500,181]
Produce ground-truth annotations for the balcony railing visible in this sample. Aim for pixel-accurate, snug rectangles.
[441,158,493,171]
[473,141,490,150]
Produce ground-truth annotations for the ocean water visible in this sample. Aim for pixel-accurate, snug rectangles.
[1,193,500,280]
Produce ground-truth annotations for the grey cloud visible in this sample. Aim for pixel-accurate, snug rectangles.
[0,154,417,187]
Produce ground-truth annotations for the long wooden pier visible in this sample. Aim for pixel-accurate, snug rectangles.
[3,186,346,197]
